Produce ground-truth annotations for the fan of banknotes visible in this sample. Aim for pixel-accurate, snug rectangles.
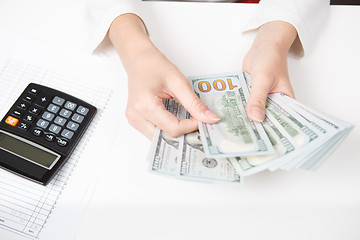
[147,72,353,184]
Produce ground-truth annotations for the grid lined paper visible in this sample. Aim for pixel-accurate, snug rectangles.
[0,58,112,239]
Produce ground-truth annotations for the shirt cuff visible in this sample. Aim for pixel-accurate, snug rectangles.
[243,10,305,58]
[242,0,329,59]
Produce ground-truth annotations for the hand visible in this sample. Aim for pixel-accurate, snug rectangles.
[243,21,298,122]
[125,44,221,139]
[109,14,220,139]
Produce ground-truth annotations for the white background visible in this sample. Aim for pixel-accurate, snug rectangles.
[0,1,359,240]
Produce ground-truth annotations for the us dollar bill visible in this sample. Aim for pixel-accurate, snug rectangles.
[242,74,337,171]
[148,99,186,176]
[229,113,297,176]
[265,96,325,171]
[148,99,242,183]
[178,111,242,183]
[179,130,242,183]
[189,72,275,158]
[270,94,336,170]
[271,93,353,171]
[266,96,319,146]
[147,72,353,183]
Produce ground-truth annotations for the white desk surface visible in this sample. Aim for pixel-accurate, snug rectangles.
[1,1,360,240]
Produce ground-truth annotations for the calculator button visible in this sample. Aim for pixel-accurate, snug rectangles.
[71,114,84,123]
[42,111,55,121]
[28,87,39,95]
[34,95,50,108]
[54,116,66,126]
[61,129,74,139]
[32,128,43,136]
[18,102,28,110]
[36,119,49,129]
[59,109,72,118]
[23,95,33,102]
[29,106,41,115]
[48,124,62,134]
[53,96,65,106]
[45,133,56,142]
[66,121,79,131]
[47,104,60,114]
[57,138,68,147]
[18,122,29,131]
[24,114,35,123]
[5,116,19,127]
[77,106,89,116]
[13,110,23,118]
[64,101,77,111]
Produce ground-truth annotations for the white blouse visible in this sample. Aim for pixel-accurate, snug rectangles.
[86,0,330,58]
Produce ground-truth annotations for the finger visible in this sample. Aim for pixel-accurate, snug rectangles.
[126,109,156,140]
[145,101,199,137]
[169,76,220,123]
[246,75,273,122]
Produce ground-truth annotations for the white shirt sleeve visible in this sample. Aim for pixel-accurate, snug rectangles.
[85,0,142,54]
[243,0,330,58]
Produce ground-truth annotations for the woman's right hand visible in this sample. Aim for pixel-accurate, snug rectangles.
[109,14,220,140]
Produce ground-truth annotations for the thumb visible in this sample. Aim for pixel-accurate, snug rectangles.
[246,77,272,122]
[171,78,220,123]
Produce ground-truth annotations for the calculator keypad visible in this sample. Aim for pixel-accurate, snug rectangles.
[0,83,97,185]
[4,85,91,148]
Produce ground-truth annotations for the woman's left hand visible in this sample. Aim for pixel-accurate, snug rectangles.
[243,21,298,122]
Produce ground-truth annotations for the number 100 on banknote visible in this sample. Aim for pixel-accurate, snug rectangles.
[189,72,275,158]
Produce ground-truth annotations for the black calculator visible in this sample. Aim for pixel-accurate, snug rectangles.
[0,83,97,185]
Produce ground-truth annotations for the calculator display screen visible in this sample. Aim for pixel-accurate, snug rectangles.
[0,131,60,169]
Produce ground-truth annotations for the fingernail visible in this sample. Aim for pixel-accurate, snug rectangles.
[205,110,221,121]
[251,107,265,122]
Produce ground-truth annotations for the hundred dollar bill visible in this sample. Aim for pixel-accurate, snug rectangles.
[272,93,353,171]
[271,94,337,170]
[265,95,330,171]
[148,99,186,176]
[229,113,297,176]
[243,74,340,171]
[303,127,352,171]
[266,97,317,147]
[179,130,242,183]
[189,72,275,158]
[178,111,242,182]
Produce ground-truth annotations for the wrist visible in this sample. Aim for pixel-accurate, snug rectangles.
[109,14,152,57]
[253,21,298,55]
[109,13,158,71]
